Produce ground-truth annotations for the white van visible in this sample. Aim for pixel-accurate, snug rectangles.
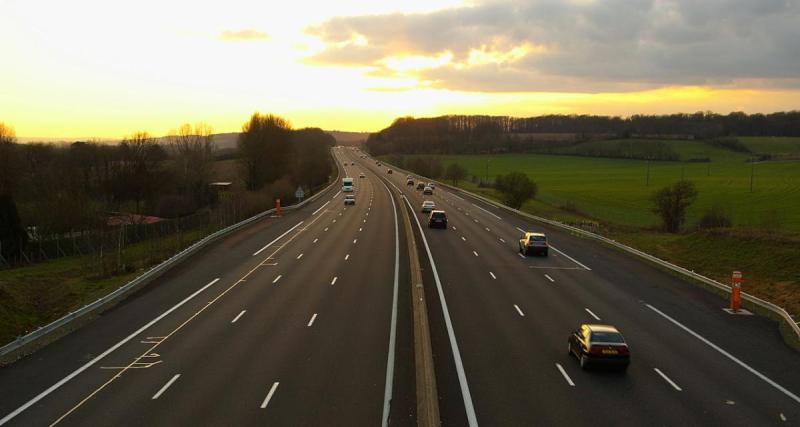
[342,177,354,192]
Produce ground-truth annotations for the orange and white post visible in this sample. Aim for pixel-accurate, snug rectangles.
[275,198,281,217]
[730,271,742,312]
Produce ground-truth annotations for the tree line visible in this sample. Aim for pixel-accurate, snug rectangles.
[0,115,334,266]
[365,111,800,156]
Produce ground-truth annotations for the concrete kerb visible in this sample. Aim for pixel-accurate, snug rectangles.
[382,160,800,348]
[0,152,343,360]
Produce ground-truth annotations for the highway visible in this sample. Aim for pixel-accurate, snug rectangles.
[362,151,800,426]
[0,149,415,426]
[1,146,799,426]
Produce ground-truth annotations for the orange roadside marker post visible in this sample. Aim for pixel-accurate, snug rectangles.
[731,271,742,312]
[276,198,281,218]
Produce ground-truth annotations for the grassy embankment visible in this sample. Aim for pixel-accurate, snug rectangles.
[384,137,800,317]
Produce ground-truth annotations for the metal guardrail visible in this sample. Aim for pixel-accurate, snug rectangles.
[0,160,342,358]
[384,161,800,342]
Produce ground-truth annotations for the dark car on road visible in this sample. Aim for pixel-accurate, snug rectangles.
[416,182,425,190]
[568,324,630,371]
[428,210,448,228]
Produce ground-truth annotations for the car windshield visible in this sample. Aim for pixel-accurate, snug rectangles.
[590,332,625,343]
[530,236,546,242]
[432,212,445,218]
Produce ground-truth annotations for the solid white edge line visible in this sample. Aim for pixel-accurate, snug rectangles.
[514,304,525,317]
[151,374,181,400]
[548,245,592,271]
[260,382,280,408]
[471,203,502,220]
[556,363,575,387]
[231,310,247,323]
[253,221,304,256]
[0,277,221,425]
[312,200,330,216]
[646,304,800,404]
[272,275,282,284]
[584,308,601,320]
[307,313,318,327]
[402,195,479,426]
[544,274,555,283]
[381,179,400,427]
[654,368,682,391]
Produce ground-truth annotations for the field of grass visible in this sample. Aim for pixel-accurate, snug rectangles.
[738,136,800,155]
[416,148,800,231]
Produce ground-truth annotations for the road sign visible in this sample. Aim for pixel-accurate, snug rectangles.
[295,186,305,200]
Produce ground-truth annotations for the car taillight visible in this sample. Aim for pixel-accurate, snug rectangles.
[588,345,602,355]
[617,345,630,355]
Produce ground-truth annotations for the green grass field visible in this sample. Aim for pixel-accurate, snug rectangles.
[738,136,800,155]
[414,147,800,231]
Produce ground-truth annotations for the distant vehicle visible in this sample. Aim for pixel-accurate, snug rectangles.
[377,162,382,166]
[429,183,435,189]
[406,174,412,179]
[428,210,447,228]
[387,169,393,174]
[519,232,548,256]
[423,186,433,195]
[344,195,356,205]
[421,200,436,213]
[416,183,425,190]
[359,173,366,178]
[568,324,630,371]
[342,177,354,193]
[407,178,415,186]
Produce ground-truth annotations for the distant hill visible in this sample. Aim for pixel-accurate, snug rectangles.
[327,130,370,146]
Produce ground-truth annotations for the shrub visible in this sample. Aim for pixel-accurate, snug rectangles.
[698,204,732,229]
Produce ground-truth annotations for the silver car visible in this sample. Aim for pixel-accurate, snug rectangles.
[421,200,436,213]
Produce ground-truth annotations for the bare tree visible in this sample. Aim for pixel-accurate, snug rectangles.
[119,132,167,213]
[651,180,698,232]
[0,122,19,196]
[167,123,216,208]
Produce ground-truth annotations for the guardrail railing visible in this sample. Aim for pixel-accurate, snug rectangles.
[1,155,342,358]
[381,160,800,343]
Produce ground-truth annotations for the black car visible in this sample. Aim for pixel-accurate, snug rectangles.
[428,210,447,228]
[568,324,630,371]
[416,182,425,190]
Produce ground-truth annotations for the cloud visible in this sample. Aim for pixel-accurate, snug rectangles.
[305,0,800,92]
[219,29,269,41]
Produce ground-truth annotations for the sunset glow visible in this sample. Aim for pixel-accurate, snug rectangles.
[2,0,798,139]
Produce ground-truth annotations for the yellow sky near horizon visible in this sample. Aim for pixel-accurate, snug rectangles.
[2,0,798,140]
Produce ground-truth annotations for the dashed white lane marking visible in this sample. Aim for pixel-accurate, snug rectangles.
[307,313,318,327]
[514,304,525,317]
[296,253,303,260]
[231,310,247,323]
[472,251,479,257]
[654,368,682,391]
[471,203,502,220]
[515,226,525,233]
[353,239,358,244]
[499,238,505,243]
[152,374,181,400]
[461,236,467,241]
[312,201,330,216]
[781,413,787,422]
[549,246,592,271]
[473,219,478,223]
[272,275,282,284]
[359,227,363,232]
[253,221,304,256]
[518,253,526,259]
[485,227,491,232]
[489,272,496,280]
[545,274,555,283]
[313,238,318,243]
[646,303,800,404]
[324,227,329,232]
[331,276,338,285]
[260,382,280,409]
[585,308,601,320]
[363,219,367,223]
[556,364,575,387]
[345,254,350,261]
[332,219,337,223]
[452,226,457,230]
[332,190,341,199]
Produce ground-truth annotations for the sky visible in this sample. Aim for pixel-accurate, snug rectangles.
[1,0,799,139]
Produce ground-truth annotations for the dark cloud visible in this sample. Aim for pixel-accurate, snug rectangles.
[306,0,800,92]
[219,29,269,41]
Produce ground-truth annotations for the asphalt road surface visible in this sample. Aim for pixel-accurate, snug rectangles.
[1,146,799,426]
